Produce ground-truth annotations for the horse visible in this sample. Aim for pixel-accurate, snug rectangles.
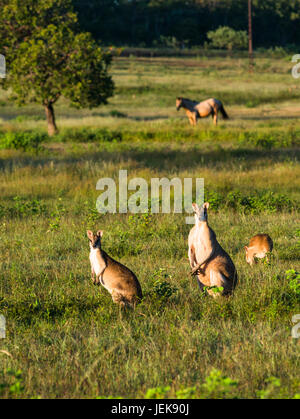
[176,97,229,126]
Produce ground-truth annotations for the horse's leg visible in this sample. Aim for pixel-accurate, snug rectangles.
[186,110,195,126]
[213,109,218,126]
[192,112,197,126]
[185,110,192,126]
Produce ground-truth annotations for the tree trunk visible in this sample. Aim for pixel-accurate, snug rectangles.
[44,103,58,136]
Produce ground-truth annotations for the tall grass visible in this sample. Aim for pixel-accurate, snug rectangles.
[0,55,299,399]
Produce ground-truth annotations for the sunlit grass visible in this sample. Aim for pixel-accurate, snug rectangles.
[0,54,299,399]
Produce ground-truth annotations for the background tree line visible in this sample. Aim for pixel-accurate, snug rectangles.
[73,0,300,49]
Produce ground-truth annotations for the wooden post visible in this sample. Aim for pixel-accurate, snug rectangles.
[248,0,254,72]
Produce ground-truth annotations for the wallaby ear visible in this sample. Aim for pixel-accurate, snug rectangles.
[192,203,200,214]
[203,202,209,209]
[244,246,248,251]
[87,230,94,240]
[97,230,103,237]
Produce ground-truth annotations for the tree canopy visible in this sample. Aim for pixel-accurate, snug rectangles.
[0,0,114,135]
[207,27,247,51]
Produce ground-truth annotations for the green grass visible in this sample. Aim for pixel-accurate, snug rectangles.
[0,55,299,399]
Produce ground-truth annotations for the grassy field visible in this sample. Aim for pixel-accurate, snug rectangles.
[0,55,299,399]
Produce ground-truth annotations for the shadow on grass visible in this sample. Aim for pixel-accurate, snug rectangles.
[0,146,299,172]
[0,298,104,325]
[239,115,300,121]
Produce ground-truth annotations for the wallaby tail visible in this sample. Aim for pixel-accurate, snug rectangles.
[112,291,141,309]
[220,105,229,119]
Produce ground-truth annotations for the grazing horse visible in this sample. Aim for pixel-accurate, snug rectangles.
[176,97,229,126]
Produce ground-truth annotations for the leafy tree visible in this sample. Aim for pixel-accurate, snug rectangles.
[0,0,114,135]
[207,26,248,51]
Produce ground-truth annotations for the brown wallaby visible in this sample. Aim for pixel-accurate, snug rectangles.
[87,230,143,308]
[245,234,273,265]
[188,203,238,296]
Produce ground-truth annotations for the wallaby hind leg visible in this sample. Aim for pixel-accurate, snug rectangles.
[208,270,230,297]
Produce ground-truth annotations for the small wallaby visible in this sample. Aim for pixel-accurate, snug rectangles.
[188,202,238,296]
[87,230,143,308]
[244,234,273,265]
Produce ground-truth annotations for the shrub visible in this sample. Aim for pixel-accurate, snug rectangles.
[286,269,300,296]
[0,131,47,152]
[145,386,171,399]
[202,368,238,399]
[149,268,178,300]
[205,189,295,214]
[0,369,24,398]
[207,26,247,51]
[6,196,47,218]
[238,130,298,148]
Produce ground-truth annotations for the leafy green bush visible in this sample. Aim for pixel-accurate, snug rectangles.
[5,196,47,218]
[286,269,300,296]
[145,386,171,399]
[202,368,238,398]
[256,377,286,399]
[0,369,24,398]
[0,131,47,152]
[238,130,298,148]
[206,189,295,214]
[207,26,247,51]
[149,268,178,300]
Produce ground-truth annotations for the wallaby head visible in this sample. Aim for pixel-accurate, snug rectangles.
[87,230,103,249]
[244,246,255,265]
[176,97,183,111]
[192,202,209,224]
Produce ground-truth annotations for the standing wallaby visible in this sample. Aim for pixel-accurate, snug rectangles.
[245,234,273,265]
[188,203,238,296]
[87,230,143,307]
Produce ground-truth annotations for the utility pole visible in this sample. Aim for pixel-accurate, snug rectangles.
[248,0,254,72]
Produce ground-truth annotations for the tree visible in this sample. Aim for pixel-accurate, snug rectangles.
[0,0,114,135]
[207,26,248,51]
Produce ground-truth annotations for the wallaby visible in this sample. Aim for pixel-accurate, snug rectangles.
[87,230,143,308]
[244,234,273,265]
[188,202,238,296]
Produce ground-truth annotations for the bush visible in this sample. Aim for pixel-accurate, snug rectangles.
[0,131,47,152]
[207,26,247,51]
[57,128,122,143]
[4,196,47,218]
[238,130,298,149]
[149,268,178,300]
[205,188,295,214]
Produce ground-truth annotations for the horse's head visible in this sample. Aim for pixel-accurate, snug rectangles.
[176,97,183,111]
